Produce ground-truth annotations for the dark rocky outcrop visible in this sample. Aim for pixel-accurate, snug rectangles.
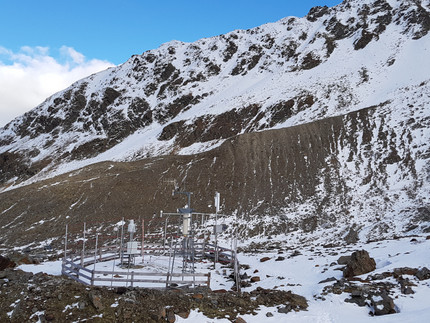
[370,291,396,316]
[343,250,376,278]
[0,255,16,270]
[415,267,430,280]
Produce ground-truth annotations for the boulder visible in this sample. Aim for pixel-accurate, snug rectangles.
[343,250,376,278]
[0,255,16,270]
[415,267,430,280]
[337,255,351,265]
[370,292,396,316]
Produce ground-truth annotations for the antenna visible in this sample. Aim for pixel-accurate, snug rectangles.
[214,191,220,213]
[164,179,179,191]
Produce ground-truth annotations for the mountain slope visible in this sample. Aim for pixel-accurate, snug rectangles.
[1,0,429,188]
[0,100,428,249]
[0,0,429,250]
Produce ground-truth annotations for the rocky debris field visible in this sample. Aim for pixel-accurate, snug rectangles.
[0,267,307,323]
[1,235,429,322]
[318,250,430,316]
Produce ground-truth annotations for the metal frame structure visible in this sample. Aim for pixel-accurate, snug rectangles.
[61,189,241,291]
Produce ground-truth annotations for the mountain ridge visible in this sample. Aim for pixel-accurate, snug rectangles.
[1,0,429,189]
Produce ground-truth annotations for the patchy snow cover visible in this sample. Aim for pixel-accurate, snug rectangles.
[18,236,430,322]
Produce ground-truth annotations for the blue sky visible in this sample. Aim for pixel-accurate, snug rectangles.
[0,0,342,126]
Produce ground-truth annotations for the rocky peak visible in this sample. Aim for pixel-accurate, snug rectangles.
[0,0,429,188]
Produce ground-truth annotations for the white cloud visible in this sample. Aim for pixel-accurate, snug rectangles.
[0,46,115,127]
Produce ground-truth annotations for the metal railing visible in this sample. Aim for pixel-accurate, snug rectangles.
[62,253,211,289]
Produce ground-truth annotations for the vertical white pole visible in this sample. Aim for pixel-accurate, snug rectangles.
[64,224,68,260]
[93,233,98,272]
[214,192,220,268]
[215,212,219,267]
[142,219,145,264]
[163,218,168,253]
[82,222,86,265]
[120,218,124,265]
[234,235,239,292]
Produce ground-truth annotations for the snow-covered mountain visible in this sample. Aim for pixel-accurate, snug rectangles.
[1,0,429,185]
[0,0,429,247]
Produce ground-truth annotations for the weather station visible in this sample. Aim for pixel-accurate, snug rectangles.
[61,182,240,291]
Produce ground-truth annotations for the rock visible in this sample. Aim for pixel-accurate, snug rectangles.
[192,293,204,299]
[401,286,414,295]
[344,227,359,244]
[275,256,285,261]
[177,309,190,319]
[415,267,430,280]
[393,267,418,276]
[45,313,55,321]
[343,250,376,278]
[0,255,16,270]
[158,307,166,319]
[318,277,337,284]
[345,295,367,307]
[78,301,86,310]
[345,288,368,307]
[8,253,36,265]
[278,304,292,313]
[337,255,351,265]
[235,317,247,323]
[251,276,260,282]
[260,257,271,262]
[240,281,252,288]
[166,309,176,323]
[89,291,104,311]
[290,250,302,257]
[115,286,127,294]
[266,312,274,317]
[370,292,396,316]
